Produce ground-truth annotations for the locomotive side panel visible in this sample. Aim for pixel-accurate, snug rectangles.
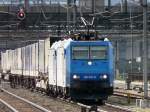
[48,49,57,86]
[56,47,67,88]
[108,43,114,88]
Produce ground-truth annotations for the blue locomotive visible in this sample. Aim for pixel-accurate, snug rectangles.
[48,37,114,102]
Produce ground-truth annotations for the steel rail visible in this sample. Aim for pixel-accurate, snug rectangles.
[0,88,52,112]
[105,103,133,112]
[0,98,19,112]
[114,90,150,99]
[77,102,132,112]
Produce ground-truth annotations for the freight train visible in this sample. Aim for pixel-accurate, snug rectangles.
[0,35,114,102]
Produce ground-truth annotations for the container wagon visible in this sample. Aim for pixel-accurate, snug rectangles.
[1,38,50,89]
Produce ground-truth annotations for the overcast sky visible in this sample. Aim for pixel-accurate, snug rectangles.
[110,0,150,5]
[0,0,150,5]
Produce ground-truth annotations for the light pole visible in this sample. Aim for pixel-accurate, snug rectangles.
[129,0,148,107]
[126,60,132,90]
[61,0,73,34]
[129,2,133,87]
[24,0,29,11]
[108,0,111,10]
[142,0,148,101]
[66,0,73,34]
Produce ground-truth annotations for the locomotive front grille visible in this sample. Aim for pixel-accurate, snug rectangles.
[71,81,110,92]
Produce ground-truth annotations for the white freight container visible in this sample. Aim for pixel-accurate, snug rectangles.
[31,43,35,76]
[44,38,50,74]
[13,50,17,74]
[3,50,12,73]
[35,42,39,75]
[22,47,26,75]
[38,38,50,75]
[1,51,6,73]
[10,48,21,75]
[17,48,22,74]
[23,45,33,76]
[1,52,5,73]
[1,38,50,78]
[30,43,38,77]
[29,44,32,76]
[39,40,45,74]
[1,50,13,80]
[24,45,30,76]
[8,50,11,73]
[5,51,8,71]
[7,50,11,71]
[11,50,14,73]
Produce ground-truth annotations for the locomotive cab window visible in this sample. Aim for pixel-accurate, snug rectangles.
[72,46,89,59]
[90,46,107,60]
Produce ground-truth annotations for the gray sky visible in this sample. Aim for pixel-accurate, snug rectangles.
[110,0,150,5]
[0,0,150,5]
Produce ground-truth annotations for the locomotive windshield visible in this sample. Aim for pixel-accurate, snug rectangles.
[72,46,107,60]
[90,46,107,59]
[72,46,89,59]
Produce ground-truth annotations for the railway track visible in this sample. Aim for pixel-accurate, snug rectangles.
[103,103,132,112]
[114,90,150,99]
[0,81,133,112]
[78,102,133,112]
[44,93,133,112]
[0,81,81,112]
[0,98,18,112]
[0,88,51,112]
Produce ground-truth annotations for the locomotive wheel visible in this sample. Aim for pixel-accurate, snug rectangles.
[97,100,105,105]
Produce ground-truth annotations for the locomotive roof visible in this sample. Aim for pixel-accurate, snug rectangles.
[51,38,111,50]
[51,38,73,50]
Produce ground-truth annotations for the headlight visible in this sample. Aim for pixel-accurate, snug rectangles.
[73,74,80,79]
[103,74,107,79]
[100,74,108,80]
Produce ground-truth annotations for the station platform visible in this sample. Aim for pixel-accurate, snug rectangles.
[114,80,150,97]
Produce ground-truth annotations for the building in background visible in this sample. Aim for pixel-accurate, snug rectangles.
[79,0,104,7]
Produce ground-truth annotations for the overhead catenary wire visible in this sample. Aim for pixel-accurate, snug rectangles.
[110,13,144,21]
[41,7,52,20]
[79,2,95,27]
[38,2,145,31]
[0,11,16,16]
[0,23,20,28]
[80,16,95,26]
